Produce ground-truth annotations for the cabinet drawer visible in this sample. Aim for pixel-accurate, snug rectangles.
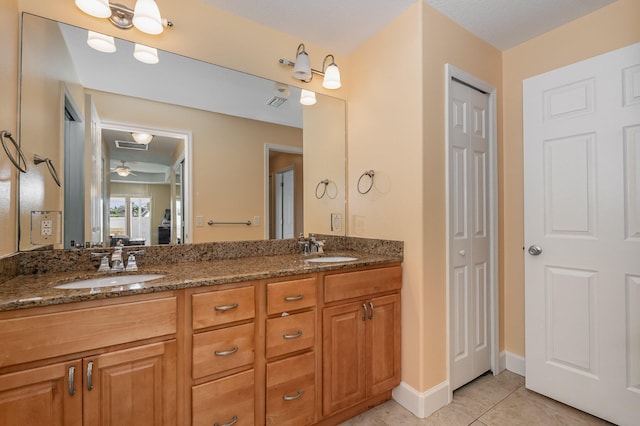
[324,266,402,303]
[0,297,177,368]
[192,322,255,379]
[192,369,254,426]
[266,352,315,426]
[192,286,255,330]
[266,311,315,359]
[267,277,316,315]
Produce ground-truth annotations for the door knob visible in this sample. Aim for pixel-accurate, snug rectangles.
[459,249,466,256]
[528,245,542,256]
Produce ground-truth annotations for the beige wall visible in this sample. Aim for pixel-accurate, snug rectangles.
[18,14,84,250]
[0,0,19,257]
[347,1,502,392]
[501,0,640,357]
[87,89,302,242]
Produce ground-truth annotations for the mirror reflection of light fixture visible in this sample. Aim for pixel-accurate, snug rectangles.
[75,0,173,35]
[279,44,342,89]
[132,132,153,144]
[87,31,116,53]
[300,89,317,106]
[133,43,159,64]
[115,162,131,177]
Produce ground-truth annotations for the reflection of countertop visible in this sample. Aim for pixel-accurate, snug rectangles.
[0,251,402,312]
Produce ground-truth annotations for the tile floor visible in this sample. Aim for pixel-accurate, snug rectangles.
[339,371,613,425]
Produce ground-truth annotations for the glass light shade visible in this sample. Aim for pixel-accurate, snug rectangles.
[322,64,341,89]
[293,51,311,81]
[133,44,159,64]
[300,89,317,106]
[87,31,116,53]
[132,132,153,144]
[75,0,111,18]
[115,167,131,177]
[132,0,163,35]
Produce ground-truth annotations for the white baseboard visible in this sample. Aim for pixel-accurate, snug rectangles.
[392,380,449,419]
[502,351,526,376]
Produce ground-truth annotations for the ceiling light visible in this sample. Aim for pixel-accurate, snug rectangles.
[321,55,341,89]
[133,43,159,64]
[75,0,172,35]
[279,44,342,89]
[115,165,131,176]
[292,44,311,82]
[87,31,116,53]
[132,0,163,35]
[132,132,153,144]
[300,89,316,106]
[75,0,111,18]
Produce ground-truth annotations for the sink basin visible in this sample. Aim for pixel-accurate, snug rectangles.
[305,256,358,263]
[54,274,165,289]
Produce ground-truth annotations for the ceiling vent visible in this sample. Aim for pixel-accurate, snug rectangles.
[116,140,149,151]
[266,96,287,107]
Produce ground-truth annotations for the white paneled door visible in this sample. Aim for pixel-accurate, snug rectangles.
[450,79,491,390]
[524,43,640,425]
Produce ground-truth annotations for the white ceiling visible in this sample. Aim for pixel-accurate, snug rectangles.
[202,0,617,53]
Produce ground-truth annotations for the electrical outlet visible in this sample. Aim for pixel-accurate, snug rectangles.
[253,216,261,226]
[41,219,53,236]
[331,213,342,232]
[196,216,204,227]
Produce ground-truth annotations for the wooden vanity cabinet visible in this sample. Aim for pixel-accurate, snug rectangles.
[0,294,178,426]
[264,276,318,426]
[188,285,256,426]
[321,266,402,418]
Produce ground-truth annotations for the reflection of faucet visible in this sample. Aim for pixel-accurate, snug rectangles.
[111,241,124,272]
[298,233,310,255]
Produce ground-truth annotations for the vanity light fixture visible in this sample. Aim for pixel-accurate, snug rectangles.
[279,43,342,89]
[75,0,173,35]
[87,31,116,52]
[133,43,159,64]
[131,132,153,144]
[300,89,317,106]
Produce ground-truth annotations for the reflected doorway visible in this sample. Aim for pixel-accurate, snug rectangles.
[266,144,303,239]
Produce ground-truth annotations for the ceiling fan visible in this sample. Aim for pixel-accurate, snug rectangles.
[111,160,137,177]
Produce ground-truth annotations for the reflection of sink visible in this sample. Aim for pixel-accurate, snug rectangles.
[305,257,358,263]
[54,274,165,289]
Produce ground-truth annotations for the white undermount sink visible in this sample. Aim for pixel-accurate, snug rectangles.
[305,256,358,263]
[54,274,165,289]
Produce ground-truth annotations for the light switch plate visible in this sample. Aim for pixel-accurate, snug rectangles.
[331,213,342,232]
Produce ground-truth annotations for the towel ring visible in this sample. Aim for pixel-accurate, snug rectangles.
[1,130,27,173]
[315,179,329,199]
[357,170,375,194]
[34,154,61,187]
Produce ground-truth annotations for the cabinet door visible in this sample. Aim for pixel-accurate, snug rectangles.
[83,340,177,426]
[367,294,401,395]
[0,360,82,426]
[322,302,367,415]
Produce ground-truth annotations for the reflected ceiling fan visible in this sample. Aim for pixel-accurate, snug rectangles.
[111,160,137,177]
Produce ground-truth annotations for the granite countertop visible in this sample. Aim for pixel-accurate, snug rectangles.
[0,251,402,312]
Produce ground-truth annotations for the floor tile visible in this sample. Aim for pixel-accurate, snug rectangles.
[450,371,524,419]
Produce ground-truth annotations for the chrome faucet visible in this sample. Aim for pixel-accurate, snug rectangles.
[110,243,124,272]
[309,234,325,254]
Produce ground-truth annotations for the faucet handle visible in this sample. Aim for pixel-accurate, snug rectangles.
[125,254,138,272]
[95,255,111,272]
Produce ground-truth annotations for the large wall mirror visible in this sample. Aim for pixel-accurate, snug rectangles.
[18,13,346,250]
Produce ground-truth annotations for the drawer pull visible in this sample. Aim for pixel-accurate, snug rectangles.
[68,366,76,396]
[283,330,303,339]
[362,303,368,321]
[214,415,238,426]
[214,345,239,356]
[283,390,303,401]
[86,361,94,391]
[284,294,304,302]
[368,301,375,320]
[214,303,239,312]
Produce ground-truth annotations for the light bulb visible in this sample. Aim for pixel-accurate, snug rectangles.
[132,132,153,144]
[323,63,341,89]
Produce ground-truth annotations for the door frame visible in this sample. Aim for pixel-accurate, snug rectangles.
[445,64,500,400]
[264,143,303,240]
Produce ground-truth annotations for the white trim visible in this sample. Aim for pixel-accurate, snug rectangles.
[504,351,526,376]
[444,64,500,393]
[263,143,303,240]
[101,120,193,244]
[392,381,450,419]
